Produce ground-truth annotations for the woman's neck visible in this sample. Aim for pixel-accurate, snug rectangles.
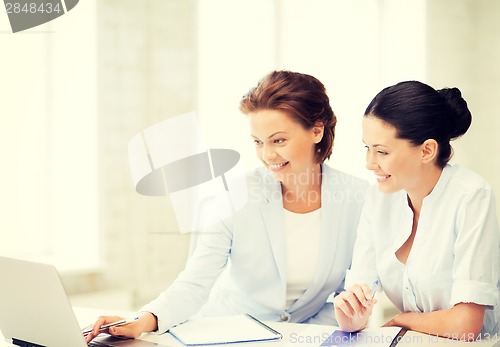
[406,164,443,215]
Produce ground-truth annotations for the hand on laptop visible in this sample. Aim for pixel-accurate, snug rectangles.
[83,312,158,343]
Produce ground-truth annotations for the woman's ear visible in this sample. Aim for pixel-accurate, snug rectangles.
[421,139,438,163]
[312,122,324,143]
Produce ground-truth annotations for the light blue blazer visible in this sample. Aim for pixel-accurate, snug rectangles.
[141,164,368,333]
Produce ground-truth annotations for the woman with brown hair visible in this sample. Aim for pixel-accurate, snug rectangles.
[86,70,368,342]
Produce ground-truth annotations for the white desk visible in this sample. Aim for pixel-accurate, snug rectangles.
[1,307,498,347]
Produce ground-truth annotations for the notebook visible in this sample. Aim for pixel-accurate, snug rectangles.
[168,314,282,346]
[0,256,165,347]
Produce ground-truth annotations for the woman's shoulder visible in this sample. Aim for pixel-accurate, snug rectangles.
[446,164,494,194]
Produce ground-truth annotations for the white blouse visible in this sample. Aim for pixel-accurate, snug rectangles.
[284,208,321,309]
[345,164,499,334]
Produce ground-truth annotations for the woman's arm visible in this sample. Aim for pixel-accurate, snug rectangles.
[385,303,485,341]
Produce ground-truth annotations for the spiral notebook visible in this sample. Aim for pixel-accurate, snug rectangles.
[168,314,282,346]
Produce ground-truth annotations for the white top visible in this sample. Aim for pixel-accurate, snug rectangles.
[284,208,322,309]
[345,164,500,334]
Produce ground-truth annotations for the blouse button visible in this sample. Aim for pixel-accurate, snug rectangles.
[280,313,289,321]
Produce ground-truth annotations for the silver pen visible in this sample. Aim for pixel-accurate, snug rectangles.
[366,279,379,304]
[82,316,139,336]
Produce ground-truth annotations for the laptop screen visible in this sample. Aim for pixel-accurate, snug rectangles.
[0,256,89,347]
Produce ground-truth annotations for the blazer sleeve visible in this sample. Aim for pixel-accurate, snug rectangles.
[140,218,233,333]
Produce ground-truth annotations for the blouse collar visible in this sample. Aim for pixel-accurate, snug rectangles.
[422,164,458,206]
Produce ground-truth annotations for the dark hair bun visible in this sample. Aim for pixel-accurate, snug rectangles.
[437,87,472,140]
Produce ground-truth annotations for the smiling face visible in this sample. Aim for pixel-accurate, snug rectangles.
[362,115,426,194]
[249,109,323,184]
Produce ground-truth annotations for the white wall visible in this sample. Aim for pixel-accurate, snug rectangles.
[426,0,500,219]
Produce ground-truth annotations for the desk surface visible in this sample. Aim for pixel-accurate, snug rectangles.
[1,307,498,347]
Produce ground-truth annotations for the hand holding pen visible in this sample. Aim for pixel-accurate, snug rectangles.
[82,315,140,343]
[366,279,379,305]
[333,280,380,332]
[83,312,159,344]
[82,316,139,337]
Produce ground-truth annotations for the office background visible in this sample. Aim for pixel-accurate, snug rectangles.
[1,0,499,326]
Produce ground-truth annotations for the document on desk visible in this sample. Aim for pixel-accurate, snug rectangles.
[320,327,405,347]
[168,314,282,346]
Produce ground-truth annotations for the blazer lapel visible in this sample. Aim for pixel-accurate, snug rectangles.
[259,177,287,298]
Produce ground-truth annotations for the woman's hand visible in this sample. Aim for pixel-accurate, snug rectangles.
[333,283,377,332]
[383,313,401,327]
[83,312,158,344]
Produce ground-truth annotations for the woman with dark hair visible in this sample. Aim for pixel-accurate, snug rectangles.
[334,81,499,339]
[85,70,368,342]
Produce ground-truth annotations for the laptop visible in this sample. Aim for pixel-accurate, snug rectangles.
[0,256,165,347]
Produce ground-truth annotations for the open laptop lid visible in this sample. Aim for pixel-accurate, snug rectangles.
[0,256,88,347]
